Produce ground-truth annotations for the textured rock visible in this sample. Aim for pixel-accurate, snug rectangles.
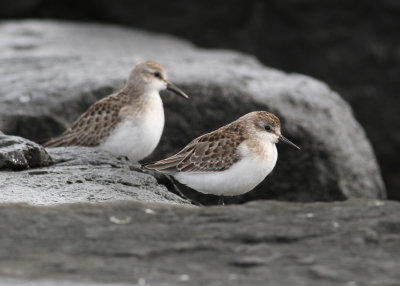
[0,146,188,205]
[0,134,52,170]
[0,200,399,285]
[0,20,385,203]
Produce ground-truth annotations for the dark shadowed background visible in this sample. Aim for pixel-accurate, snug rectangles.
[1,0,399,200]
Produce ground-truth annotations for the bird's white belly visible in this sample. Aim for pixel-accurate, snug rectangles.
[99,95,164,162]
[174,144,278,196]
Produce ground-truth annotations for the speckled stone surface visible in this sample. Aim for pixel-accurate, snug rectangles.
[0,146,189,205]
[0,134,51,170]
[0,199,399,286]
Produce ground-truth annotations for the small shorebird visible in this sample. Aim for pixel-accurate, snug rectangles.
[44,61,188,162]
[143,111,300,204]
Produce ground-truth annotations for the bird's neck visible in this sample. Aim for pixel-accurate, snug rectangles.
[122,87,163,118]
[122,83,158,103]
[245,138,277,162]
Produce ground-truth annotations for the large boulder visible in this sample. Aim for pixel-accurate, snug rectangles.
[0,20,385,203]
[0,146,188,205]
[0,199,399,285]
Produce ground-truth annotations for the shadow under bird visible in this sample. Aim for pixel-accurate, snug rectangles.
[143,111,300,204]
[44,61,189,162]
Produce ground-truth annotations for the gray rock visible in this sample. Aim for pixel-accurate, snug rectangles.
[0,278,131,286]
[0,20,385,202]
[0,134,52,170]
[0,199,399,285]
[0,146,189,205]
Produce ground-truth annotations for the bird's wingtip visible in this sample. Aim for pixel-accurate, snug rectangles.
[140,163,155,171]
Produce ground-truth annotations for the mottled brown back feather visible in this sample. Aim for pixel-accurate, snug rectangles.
[143,119,248,173]
[44,92,131,147]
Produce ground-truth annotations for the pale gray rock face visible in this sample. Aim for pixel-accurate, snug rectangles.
[0,134,52,170]
[0,146,188,205]
[0,200,399,286]
[0,20,385,203]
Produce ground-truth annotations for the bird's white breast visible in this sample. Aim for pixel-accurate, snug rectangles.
[99,91,164,162]
[174,142,278,196]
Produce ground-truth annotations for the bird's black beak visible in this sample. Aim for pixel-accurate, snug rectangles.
[167,81,189,99]
[279,135,300,150]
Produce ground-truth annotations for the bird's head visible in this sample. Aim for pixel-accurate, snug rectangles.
[246,111,300,149]
[126,61,189,99]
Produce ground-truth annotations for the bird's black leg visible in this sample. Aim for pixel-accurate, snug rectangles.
[163,175,203,206]
[173,184,203,206]
[218,196,225,205]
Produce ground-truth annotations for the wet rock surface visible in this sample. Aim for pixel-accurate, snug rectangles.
[0,146,188,205]
[0,20,385,203]
[0,199,399,286]
[0,134,52,170]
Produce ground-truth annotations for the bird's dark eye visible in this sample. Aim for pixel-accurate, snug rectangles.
[264,125,271,131]
[154,72,162,79]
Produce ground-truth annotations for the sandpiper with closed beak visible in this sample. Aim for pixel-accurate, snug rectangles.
[143,111,300,204]
[44,61,189,162]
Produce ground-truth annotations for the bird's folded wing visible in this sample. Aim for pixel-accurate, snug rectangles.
[43,95,124,147]
[143,129,243,173]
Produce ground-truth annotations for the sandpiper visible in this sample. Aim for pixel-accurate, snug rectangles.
[143,111,300,204]
[44,61,188,162]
